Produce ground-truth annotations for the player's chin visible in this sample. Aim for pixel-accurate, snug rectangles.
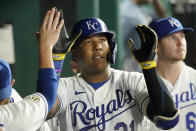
[93,62,108,71]
[174,56,186,61]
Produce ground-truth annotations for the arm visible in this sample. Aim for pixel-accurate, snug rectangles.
[37,7,64,112]
[45,8,80,119]
[128,25,179,130]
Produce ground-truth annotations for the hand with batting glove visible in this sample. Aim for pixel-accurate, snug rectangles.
[52,8,81,79]
[128,25,157,69]
[52,8,71,61]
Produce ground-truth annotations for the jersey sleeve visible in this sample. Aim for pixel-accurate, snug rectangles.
[37,117,60,131]
[129,73,179,130]
[0,93,48,131]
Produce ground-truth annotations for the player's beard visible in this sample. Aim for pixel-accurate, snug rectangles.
[172,48,187,61]
[167,52,186,64]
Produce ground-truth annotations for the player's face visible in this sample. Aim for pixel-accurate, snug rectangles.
[157,31,187,62]
[75,34,110,75]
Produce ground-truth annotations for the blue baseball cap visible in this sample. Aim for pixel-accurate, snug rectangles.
[0,59,12,100]
[149,17,194,39]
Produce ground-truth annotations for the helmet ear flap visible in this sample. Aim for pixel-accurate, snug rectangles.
[107,39,117,64]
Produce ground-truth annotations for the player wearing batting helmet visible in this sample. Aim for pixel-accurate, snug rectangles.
[47,15,180,130]
[148,17,195,131]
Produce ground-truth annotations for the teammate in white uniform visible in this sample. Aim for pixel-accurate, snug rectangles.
[0,61,22,105]
[149,17,195,130]
[46,17,181,130]
[0,7,63,131]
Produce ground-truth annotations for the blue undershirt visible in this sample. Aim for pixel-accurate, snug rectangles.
[87,77,110,90]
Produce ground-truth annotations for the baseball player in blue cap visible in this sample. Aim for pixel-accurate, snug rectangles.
[0,59,13,104]
[0,7,63,131]
[0,59,22,105]
[149,17,195,130]
[44,14,182,130]
[0,59,22,104]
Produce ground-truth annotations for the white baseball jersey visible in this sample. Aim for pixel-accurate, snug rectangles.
[37,117,60,131]
[56,68,171,131]
[0,93,48,131]
[11,88,23,102]
[148,64,196,131]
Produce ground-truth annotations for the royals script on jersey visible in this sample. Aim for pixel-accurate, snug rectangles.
[56,68,161,131]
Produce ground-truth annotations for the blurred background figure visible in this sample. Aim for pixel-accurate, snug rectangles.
[120,0,168,72]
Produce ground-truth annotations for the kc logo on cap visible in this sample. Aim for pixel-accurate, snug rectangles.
[168,19,180,28]
[149,17,194,39]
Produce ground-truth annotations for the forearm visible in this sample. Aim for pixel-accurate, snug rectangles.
[39,46,54,69]
[38,42,57,111]
[46,96,61,120]
[37,68,57,111]
[142,68,177,117]
[53,54,65,81]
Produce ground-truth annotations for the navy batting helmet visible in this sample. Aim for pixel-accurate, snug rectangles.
[70,17,117,64]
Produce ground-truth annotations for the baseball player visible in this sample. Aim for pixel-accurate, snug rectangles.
[148,17,196,130]
[46,17,181,131]
[0,61,22,106]
[0,7,63,131]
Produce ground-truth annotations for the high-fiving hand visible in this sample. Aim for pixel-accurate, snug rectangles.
[128,25,158,69]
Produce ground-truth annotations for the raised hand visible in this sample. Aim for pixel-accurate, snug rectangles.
[38,7,64,69]
[39,8,64,50]
[128,25,157,69]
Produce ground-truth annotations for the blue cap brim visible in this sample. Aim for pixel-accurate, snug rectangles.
[0,85,12,99]
[167,28,194,36]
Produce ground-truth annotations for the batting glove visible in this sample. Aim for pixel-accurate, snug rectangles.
[52,8,71,60]
[128,25,157,69]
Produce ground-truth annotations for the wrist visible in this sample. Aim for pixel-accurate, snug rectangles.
[52,53,66,60]
[140,61,156,69]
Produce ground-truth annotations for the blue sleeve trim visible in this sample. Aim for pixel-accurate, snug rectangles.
[37,68,57,111]
[155,114,180,130]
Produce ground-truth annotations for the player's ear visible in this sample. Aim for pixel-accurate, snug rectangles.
[156,41,161,53]
[70,60,79,74]
[11,79,15,87]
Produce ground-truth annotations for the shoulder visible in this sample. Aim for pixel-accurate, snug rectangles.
[0,93,48,130]
[184,65,196,75]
